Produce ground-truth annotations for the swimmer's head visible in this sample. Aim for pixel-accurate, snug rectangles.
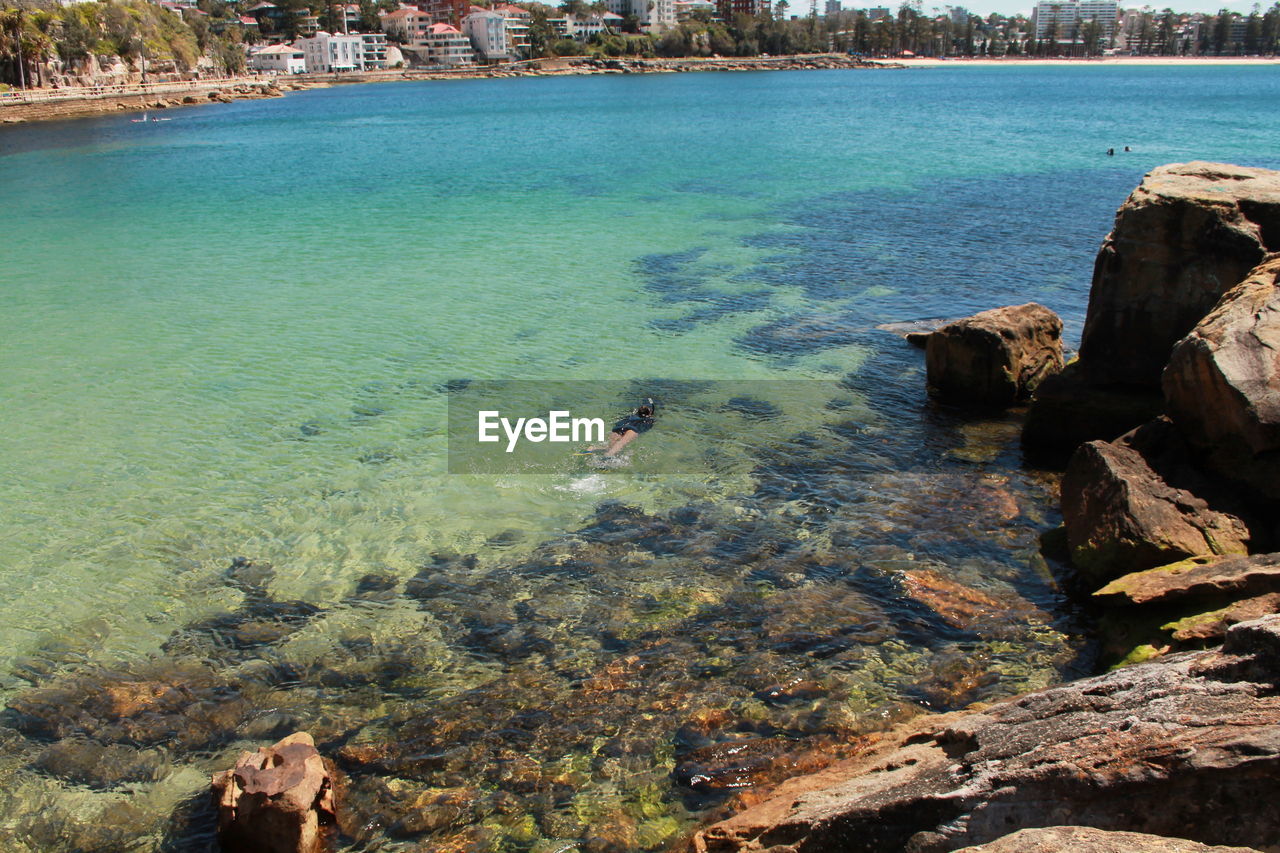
[638,398,655,418]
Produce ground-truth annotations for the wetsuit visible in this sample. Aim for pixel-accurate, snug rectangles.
[612,413,655,436]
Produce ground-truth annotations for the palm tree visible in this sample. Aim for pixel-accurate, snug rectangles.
[0,8,27,88]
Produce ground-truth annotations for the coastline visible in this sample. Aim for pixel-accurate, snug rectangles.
[5,53,1274,126]
[893,55,1280,66]
[0,54,889,125]
[0,78,301,125]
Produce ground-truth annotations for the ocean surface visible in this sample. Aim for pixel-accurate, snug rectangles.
[1,65,1278,851]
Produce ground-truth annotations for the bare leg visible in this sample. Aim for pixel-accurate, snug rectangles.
[605,429,639,457]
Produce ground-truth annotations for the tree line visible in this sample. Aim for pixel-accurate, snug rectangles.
[3,0,1278,88]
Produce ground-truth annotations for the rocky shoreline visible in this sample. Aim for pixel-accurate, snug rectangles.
[0,55,893,125]
[694,162,1280,851]
[0,79,299,124]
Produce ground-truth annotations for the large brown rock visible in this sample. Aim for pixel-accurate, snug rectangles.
[691,616,1280,853]
[953,826,1262,853]
[1078,162,1280,390]
[212,732,336,853]
[1163,255,1280,507]
[1060,435,1249,586]
[925,303,1064,407]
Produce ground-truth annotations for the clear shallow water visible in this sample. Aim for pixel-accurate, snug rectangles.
[0,66,1278,851]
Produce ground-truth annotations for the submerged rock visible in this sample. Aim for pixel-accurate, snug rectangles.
[1163,254,1280,509]
[953,826,1262,853]
[33,737,165,790]
[1078,162,1280,390]
[212,731,336,853]
[692,615,1280,853]
[924,303,1064,407]
[5,662,251,750]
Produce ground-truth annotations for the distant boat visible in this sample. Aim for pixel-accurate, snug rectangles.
[130,112,149,123]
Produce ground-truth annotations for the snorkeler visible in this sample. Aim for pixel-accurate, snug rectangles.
[591,398,657,458]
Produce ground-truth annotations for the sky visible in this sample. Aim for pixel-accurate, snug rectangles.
[902,0,1268,16]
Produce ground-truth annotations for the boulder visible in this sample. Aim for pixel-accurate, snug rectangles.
[1078,162,1280,390]
[925,303,1064,406]
[1021,362,1164,464]
[1094,553,1280,607]
[1163,255,1280,507]
[953,826,1262,853]
[691,616,1280,853]
[1060,436,1249,586]
[212,732,336,853]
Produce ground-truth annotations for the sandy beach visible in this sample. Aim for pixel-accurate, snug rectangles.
[894,55,1280,66]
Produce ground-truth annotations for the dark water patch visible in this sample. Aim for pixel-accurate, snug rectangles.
[637,249,775,333]
[356,447,397,465]
[721,396,783,420]
[735,169,1138,346]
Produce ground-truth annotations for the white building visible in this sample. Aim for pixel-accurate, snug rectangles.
[602,0,675,32]
[1032,0,1117,40]
[295,31,366,72]
[674,0,717,19]
[463,8,511,60]
[491,4,531,56]
[249,43,307,73]
[362,32,388,68]
[551,11,626,40]
[423,22,477,65]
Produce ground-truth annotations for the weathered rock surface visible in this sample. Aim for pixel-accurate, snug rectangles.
[212,731,336,853]
[1059,436,1249,586]
[953,826,1262,853]
[925,303,1064,406]
[1163,593,1280,643]
[691,615,1280,853]
[1163,254,1280,507]
[1094,553,1280,606]
[1078,162,1280,390]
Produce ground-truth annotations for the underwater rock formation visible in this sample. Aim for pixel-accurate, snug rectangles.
[692,616,1280,853]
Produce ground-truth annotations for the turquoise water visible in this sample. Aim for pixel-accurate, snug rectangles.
[1,66,1278,851]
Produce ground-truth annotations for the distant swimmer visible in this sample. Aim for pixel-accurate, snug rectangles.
[1124,146,1132,152]
[589,398,657,458]
[1107,148,1115,156]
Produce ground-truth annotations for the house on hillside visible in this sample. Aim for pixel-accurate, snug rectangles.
[380,7,434,43]
[249,43,307,73]
[462,7,510,60]
[295,31,367,71]
[423,22,477,65]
